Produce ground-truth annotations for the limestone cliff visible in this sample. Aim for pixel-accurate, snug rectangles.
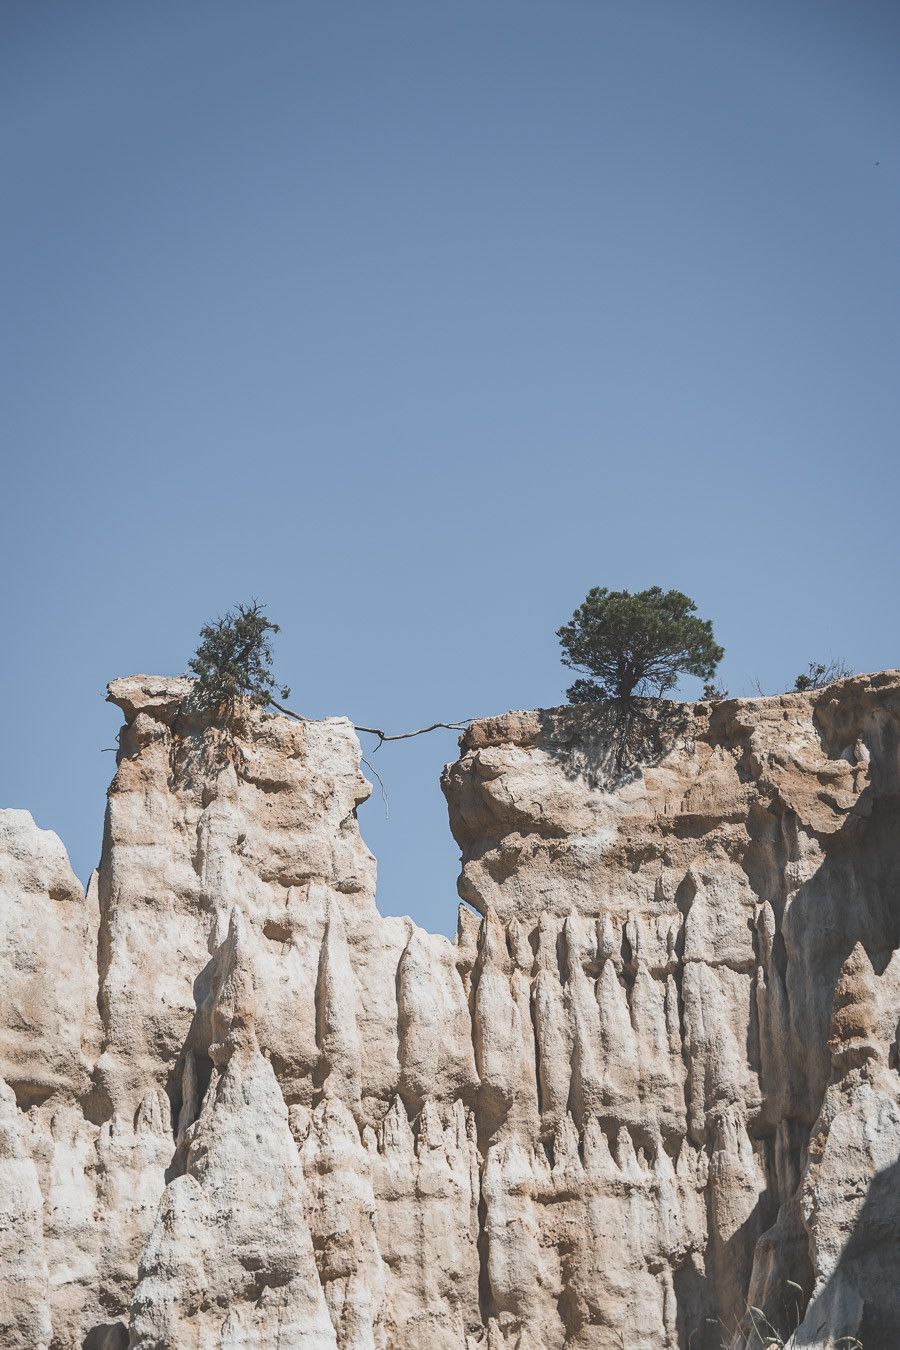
[2,672,900,1348]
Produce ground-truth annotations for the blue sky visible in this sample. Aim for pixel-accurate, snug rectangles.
[2,0,898,935]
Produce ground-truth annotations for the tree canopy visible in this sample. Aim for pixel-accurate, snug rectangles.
[188,600,290,716]
[557,586,723,704]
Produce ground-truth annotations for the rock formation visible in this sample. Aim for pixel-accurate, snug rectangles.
[2,670,900,1347]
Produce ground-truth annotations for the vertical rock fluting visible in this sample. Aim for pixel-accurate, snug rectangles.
[1,672,900,1345]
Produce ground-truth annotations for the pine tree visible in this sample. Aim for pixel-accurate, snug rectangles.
[188,601,290,719]
[557,586,723,770]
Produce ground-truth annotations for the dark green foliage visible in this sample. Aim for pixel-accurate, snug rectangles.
[558,586,724,704]
[558,586,723,773]
[188,601,290,718]
[793,659,852,692]
[702,680,730,702]
[565,678,607,704]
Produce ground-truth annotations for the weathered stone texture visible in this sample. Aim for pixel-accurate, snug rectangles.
[1,671,900,1347]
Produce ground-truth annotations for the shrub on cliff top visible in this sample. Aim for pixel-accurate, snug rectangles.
[793,659,852,692]
[558,586,723,704]
[188,600,290,717]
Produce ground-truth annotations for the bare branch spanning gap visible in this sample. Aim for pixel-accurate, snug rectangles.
[266,698,473,749]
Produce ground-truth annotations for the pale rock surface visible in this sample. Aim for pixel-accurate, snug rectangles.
[129,911,336,1348]
[0,811,99,1106]
[1,671,900,1346]
[0,1078,51,1349]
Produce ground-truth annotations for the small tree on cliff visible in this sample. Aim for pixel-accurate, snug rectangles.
[557,586,724,770]
[793,659,852,692]
[188,601,290,719]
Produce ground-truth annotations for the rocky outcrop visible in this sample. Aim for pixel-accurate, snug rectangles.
[2,671,900,1347]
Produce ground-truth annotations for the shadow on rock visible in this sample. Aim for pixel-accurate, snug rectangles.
[537,697,691,792]
[788,1155,900,1350]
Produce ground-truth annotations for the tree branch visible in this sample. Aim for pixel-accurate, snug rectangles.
[361,756,389,816]
[266,698,473,749]
[354,719,475,750]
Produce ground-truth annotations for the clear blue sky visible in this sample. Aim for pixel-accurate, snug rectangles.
[2,1,898,936]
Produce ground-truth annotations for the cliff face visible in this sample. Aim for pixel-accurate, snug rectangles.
[2,673,900,1348]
